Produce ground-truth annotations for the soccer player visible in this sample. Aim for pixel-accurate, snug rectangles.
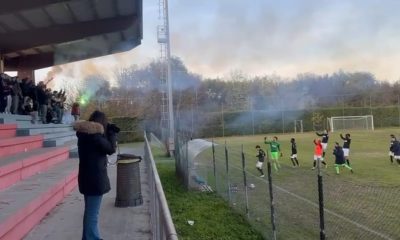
[333,142,353,174]
[389,134,396,164]
[264,136,282,172]
[340,133,351,166]
[312,139,327,169]
[316,129,329,160]
[290,138,300,167]
[391,137,400,166]
[255,145,266,177]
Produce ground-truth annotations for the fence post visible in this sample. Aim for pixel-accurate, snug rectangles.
[317,160,326,240]
[397,95,400,127]
[225,141,231,202]
[212,140,218,191]
[241,145,250,218]
[185,133,189,189]
[266,150,277,240]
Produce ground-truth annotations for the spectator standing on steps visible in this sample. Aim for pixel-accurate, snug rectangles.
[73,110,117,240]
[71,102,81,121]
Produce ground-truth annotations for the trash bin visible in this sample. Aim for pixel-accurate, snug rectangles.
[115,153,143,207]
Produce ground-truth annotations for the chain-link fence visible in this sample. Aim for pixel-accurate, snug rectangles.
[183,140,400,240]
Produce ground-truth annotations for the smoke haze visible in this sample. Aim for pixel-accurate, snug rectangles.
[37,0,400,85]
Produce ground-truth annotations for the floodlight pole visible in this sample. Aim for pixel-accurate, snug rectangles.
[165,0,175,154]
[165,1,175,148]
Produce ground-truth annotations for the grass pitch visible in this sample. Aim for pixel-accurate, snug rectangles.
[199,128,400,239]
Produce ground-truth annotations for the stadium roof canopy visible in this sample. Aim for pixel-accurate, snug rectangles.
[0,0,142,71]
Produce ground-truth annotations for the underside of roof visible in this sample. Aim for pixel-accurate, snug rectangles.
[0,0,143,71]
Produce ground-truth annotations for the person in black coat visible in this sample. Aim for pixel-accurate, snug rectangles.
[73,110,117,240]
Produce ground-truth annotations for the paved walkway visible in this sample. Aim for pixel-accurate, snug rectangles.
[24,145,152,240]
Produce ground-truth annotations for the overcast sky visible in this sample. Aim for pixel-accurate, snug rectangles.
[37,0,400,86]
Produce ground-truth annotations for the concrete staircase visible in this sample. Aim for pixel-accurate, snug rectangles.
[0,114,79,240]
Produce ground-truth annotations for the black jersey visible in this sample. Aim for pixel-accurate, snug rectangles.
[256,149,266,162]
[390,138,396,151]
[316,132,329,143]
[291,142,297,154]
[333,146,345,164]
[340,134,351,149]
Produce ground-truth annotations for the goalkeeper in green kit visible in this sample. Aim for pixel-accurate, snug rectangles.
[264,136,282,172]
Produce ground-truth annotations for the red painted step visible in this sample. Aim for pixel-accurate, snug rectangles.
[0,159,78,240]
[0,147,70,191]
[0,135,43,158]
[0,124,17,139]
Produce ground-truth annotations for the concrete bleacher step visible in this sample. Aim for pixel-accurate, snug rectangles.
[0,147,70,191]
[0,136,43,158]
[63,139,78,158]
[0,114,32,124]
[0,159,78,240]
[0,124,17,139]
[43,131,76,147]
[16,124,73,136]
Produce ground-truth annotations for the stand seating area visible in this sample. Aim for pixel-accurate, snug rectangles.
[0,114,78,240]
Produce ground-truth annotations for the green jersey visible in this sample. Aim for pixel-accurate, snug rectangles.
[264,140,280,153]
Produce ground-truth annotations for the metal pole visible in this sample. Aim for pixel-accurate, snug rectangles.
[241,145,249,218]
[342,97,345,130]
[164,0,175,154]
[221,102,225,137]
[186,134,189,189]
[251,98,255,135]
[369,94,372,115]
[317,160,326,240]
[266,150,277,240]
[212,140,217,190]
[281,99,285,134]
[398,95,400,127]
[225,141,231,202]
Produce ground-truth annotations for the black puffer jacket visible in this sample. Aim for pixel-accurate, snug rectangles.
[73,121,116,195]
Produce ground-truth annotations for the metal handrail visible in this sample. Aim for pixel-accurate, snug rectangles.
[144,132,178,240]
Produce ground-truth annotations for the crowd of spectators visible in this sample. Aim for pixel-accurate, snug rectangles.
[0,73,67,124]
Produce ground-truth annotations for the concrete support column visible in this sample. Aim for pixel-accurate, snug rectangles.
[0,55,4,73]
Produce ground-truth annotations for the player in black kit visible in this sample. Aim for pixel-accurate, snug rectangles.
[389,134,396,164]
[290,138,300,167]
[255,145,266,177]
[340,133,351,166]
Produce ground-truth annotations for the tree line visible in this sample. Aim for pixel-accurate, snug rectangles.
[69,57,400,136]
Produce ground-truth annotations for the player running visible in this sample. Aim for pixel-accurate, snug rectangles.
[316,129,329,160]
[389,134,396,164]
[290,138,300,167]
[333,142,353,174]
[312,139,327,170]
[255,145,266,177]
[264,136,282,172]
[391,137,400,166]
[340,133,352,166]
